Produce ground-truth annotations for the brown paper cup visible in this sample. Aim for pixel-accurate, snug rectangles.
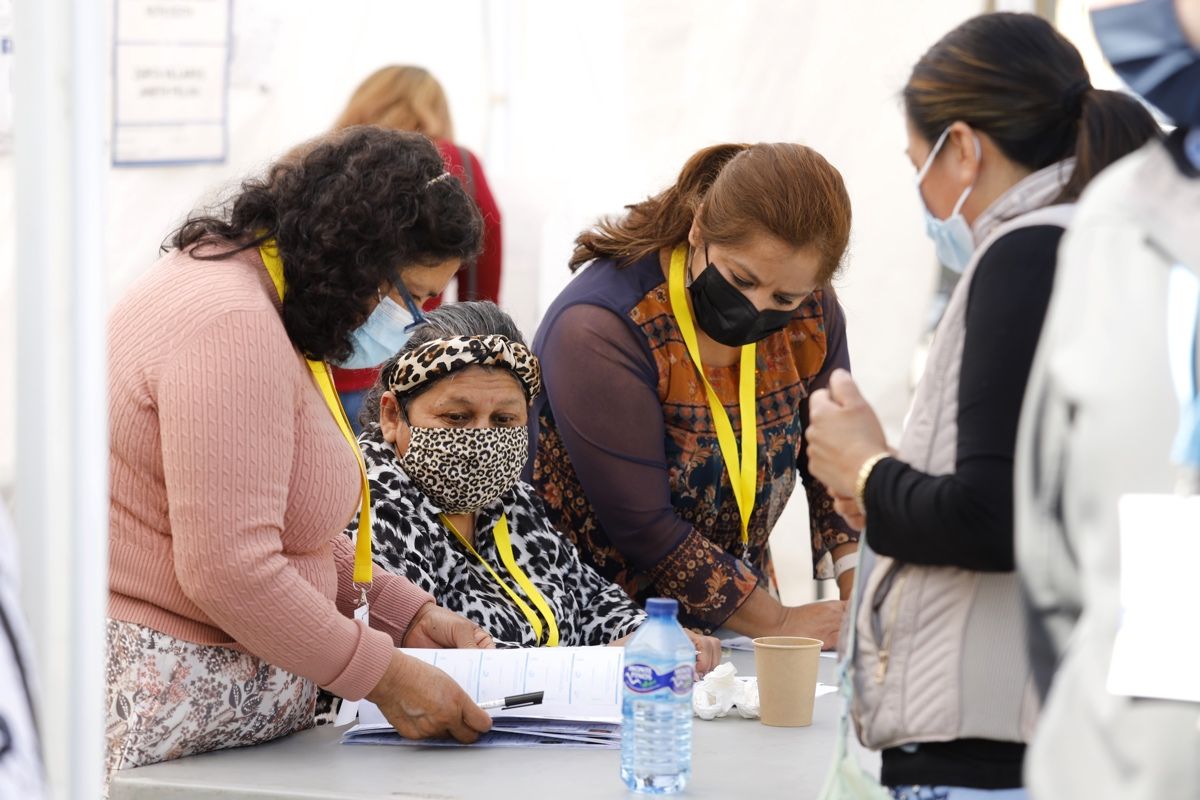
[753,636,823,727]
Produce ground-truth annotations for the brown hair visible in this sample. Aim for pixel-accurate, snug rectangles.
[334,65,454,140]
[570,143,852,282]
[905,12,1159,203]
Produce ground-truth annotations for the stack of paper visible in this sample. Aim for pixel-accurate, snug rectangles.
[342,647,625,748]
[718,634,840,660]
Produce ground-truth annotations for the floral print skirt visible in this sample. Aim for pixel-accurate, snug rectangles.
[104,618,317,794]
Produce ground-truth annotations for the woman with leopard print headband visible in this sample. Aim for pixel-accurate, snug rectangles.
[349,301,722,669]
[385,334,542,403]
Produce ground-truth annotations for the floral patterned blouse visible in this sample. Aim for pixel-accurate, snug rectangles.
[528,252,858,632]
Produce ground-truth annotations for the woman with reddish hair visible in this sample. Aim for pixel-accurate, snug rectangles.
[529,142,857,644]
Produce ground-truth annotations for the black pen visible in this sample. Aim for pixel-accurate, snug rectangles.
[478,691,544,711]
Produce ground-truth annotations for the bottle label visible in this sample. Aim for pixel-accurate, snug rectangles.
[623,663,694,696]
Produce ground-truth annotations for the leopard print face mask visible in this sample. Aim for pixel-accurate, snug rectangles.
[396,424,530,513]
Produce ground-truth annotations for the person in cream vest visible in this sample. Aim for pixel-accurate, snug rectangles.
[804,13,1158,799]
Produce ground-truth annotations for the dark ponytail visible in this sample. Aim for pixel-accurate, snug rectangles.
[1064,88,1161,201]
[905,12,1160,204]
[569,143,747,271]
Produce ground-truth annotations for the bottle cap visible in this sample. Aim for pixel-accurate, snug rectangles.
[646,598,679,617]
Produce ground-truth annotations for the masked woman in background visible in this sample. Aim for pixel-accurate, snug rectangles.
[331,65,504,430]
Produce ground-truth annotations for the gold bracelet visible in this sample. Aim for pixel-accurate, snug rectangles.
[854,452,890,516]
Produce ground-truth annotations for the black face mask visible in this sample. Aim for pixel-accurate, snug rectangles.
[686,256,795,347]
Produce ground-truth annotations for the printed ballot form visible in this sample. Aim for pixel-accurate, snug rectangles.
[1108,494,1200,703]
[344,647,625,748]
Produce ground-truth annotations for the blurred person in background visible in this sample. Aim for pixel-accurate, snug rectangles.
[529,142,857,646]
[1017,1,1200,798]
[0,500,44,799]
[332,66,504,430]
[105,128,497,791]
[805,12,1158,798]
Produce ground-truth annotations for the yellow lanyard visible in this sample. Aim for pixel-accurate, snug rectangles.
[667,245,758,548]
[439,513,560,647]
[259,240,374,588]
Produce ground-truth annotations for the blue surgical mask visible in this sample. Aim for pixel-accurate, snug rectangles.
[1092,0,1200,127]
[336,286,427,369]
[915,126,981,274]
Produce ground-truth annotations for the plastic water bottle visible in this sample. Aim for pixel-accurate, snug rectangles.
[621,597,694,794]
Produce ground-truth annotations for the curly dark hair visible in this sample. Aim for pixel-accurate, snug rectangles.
[167,126,484,362]
[358,301,527,431]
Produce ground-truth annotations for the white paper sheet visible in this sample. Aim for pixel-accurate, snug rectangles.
[345,647,626,748]
[1108,494,1200,703]
[719,635,838,659]
[718,635,755,651]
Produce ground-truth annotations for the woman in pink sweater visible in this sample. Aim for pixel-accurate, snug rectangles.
[105,128,494,783]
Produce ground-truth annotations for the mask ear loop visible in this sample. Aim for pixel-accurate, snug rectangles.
[914,126,953,186]
[399,288,427,331]
[685,243,719,289]
[385,273,430,332]
[379,370,413,428]
[916,125,982,218]
[386,389,418,461]
[948,133,983,217]
[390,388,416,429]
[683,244,698,288]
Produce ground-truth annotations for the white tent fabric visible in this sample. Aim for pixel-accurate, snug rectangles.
[2,0,993,481]
[0,0,987,579]
[19,1,1142,793]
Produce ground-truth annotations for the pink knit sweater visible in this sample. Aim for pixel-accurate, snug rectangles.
[108,245,433,700]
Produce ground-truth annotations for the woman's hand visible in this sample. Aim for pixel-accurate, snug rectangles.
[402,603,495,649]
[807,369,890,499]
[724,589,846,649]
[608,628,722,676]
[832,494,866,531]
[685,628,722,676]
[779,600,847,651]
[366,651,493,743]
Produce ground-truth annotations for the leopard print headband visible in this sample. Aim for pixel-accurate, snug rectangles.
[385,335,543,401]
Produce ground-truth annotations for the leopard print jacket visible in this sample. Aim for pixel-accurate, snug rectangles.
[354,428,646,647]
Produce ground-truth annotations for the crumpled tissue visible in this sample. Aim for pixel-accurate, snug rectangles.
[692,662,760,720]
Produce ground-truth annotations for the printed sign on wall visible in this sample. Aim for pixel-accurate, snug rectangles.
[113,0,231,165]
